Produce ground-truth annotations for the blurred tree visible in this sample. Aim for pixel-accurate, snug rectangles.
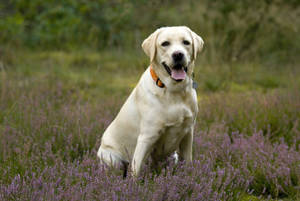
[0,0,299,64]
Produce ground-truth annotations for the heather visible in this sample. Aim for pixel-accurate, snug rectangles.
[0,49,299,200]
[1,0,300,200]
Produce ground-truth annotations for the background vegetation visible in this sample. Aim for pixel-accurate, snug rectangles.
[1,0,300,64]
[0,0,300,200]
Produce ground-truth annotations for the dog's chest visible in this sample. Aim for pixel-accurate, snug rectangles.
[153,102,195,156]
[161,91,196,126]
[163,103,194,127]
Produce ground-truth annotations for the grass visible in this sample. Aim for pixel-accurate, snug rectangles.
[0,47,299,200]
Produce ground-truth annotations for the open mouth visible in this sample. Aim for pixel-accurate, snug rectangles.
[162,62,188,82]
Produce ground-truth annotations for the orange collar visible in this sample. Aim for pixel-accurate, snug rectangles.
[150,66,165,88]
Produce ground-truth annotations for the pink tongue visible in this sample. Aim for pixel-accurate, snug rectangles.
[171,69,186,80]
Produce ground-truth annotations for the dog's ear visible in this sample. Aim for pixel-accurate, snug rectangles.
[142,28,162,62]
[186,27,204,60]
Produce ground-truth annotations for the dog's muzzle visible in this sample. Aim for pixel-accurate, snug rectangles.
[162,62,188,82]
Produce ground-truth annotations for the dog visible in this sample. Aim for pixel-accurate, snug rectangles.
[97,26,204,177]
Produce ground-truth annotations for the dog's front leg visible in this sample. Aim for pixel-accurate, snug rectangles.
[132,131,159,177]
[178,128,193,162]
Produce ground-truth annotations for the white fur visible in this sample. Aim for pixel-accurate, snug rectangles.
[97,26,204,176]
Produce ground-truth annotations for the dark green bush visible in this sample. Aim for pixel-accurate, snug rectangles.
[0,0,299,64]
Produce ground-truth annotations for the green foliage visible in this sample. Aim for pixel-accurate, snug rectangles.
[0,0,299,64]
[0,0,136,48]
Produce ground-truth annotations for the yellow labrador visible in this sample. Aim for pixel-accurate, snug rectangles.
[97,26,204,177]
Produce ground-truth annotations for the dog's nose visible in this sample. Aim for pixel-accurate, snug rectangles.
[172,51,184,62]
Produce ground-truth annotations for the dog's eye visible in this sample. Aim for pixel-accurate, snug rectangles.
[161,41,170,47]
[183,40,190,45]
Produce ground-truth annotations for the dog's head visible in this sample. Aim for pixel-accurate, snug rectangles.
[142,26,204,83]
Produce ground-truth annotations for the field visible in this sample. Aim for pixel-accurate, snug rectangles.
[1,0,300,200]
[0,47,299,200]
